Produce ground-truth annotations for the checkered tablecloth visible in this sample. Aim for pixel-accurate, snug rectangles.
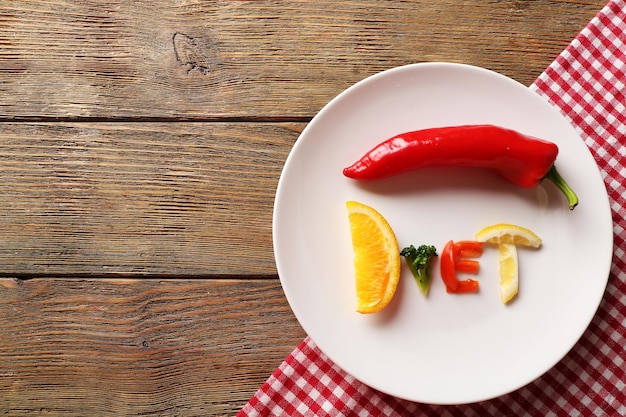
[239,1,626,415]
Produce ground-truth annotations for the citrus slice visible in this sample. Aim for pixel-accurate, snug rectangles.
[498,243,519,303]
[475,223,542,248]
[346,201,401,314]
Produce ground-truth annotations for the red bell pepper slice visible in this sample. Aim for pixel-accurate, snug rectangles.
[453,241,483,258]
[454,279,480,293]
[454,259,480,274]
[441,240,480,293]
[440,240,458,292]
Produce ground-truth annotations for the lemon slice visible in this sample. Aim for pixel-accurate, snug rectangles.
[475,223,542,248]
[346,201,401,314]
[498,243,519,303]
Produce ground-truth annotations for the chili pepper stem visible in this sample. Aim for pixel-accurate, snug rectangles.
[544,165,579,210]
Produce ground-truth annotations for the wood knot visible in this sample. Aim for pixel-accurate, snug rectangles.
[173,32,212,75]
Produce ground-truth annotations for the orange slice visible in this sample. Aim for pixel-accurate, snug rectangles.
[475,223,542,248]
[346,201,401,314]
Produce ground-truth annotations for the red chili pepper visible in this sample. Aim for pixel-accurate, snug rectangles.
[440,240,480,293]
[343,125,578,209]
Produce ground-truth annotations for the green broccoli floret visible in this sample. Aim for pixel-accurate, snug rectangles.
[400,244,438,295]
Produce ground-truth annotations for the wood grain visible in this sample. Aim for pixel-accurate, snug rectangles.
[0,1,610,415]
[0,122,302,276]
[0,0,604,119]
[0,278,305,416]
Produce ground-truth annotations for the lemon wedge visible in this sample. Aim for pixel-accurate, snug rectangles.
[477,223,542,304]
[498,243,519,303]
[475,223,542,248]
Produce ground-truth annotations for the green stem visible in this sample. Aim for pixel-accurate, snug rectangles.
[544,165,579,210]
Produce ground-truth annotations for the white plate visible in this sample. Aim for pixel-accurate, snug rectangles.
[272,63,613,404]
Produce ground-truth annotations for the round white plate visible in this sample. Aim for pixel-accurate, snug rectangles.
[272,63,613,404]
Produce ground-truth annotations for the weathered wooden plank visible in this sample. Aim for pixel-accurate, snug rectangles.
[0,122,302,276]
[0,0,604,119]
[0,277,305,416]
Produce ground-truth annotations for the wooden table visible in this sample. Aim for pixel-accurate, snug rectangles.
[0,1,607,415]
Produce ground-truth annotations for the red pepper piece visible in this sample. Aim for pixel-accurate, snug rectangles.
[440,239,481,293]
[453,241,483,258]
[454,259,480,274]
[343,124,578,209]
[449,279,480,293]
[440,240,458,292]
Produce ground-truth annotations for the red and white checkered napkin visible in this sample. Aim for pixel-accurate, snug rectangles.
[240,1,626,415]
